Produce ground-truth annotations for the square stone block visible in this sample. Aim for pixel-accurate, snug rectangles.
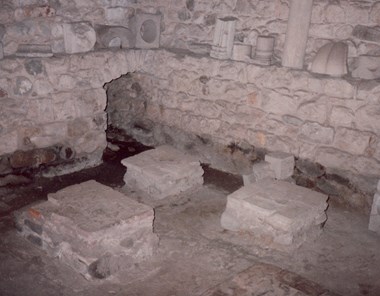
[133,13,161,49]
[369,192,380,234]
[243,161,275,186]
[265,151,295,180]
[221,179,328,250]
[15,180,158,279]
[121,145,204,199]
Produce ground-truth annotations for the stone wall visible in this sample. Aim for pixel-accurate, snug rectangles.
[0,0,379,209]
[106,49,380,211]
[0,50,146,174]
[2,1,380,62]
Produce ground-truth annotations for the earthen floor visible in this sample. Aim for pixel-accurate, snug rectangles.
[0,140,379,296]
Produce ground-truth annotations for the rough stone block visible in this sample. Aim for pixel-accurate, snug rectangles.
[369,191,380,235]
[221,179,328,251]
[15,180,158,279]
[265,152,295,180]
[243,162,275,186]
[63,22,96,54]
[351,55,380,80]
[121,145,204,199]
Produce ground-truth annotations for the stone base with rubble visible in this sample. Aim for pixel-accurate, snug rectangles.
[122,145,204,199]
[15,180,158,279]
[221,178,328,251]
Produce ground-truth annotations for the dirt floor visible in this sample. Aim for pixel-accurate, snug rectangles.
[0,138,380,296]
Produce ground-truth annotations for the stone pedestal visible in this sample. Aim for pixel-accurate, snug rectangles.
[369,180,380,235]
[265,151,295,180]
[221,179,328,251]
[122,145,204,199]
[15,180,158,279]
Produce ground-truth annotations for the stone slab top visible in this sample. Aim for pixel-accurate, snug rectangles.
[33,180,152,233]
[229,179,328,212]
[121,145,202,178]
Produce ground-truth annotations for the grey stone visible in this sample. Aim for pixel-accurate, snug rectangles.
[243,161,275,186]
[15,44,53,57]
[24,59,44,76]
[265,152,295,180]
[95,25,135,49]
[63,22,96,54]
[27,234,42,247]
[299,122,334,145]
[0,43,3,60]
[15,180,158,278]
[0,175,31,187]
[377,180,380,193]
[296,159,325,178]
[221,179,328,251]
[122,145,204,199]
[352,25,380,43]
[14,76,32,95]
[351,55,380,80]
[24,219,43,235]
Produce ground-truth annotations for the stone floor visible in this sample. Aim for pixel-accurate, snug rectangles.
[0,139,380,295]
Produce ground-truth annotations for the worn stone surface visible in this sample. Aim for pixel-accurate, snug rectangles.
[265,151,295,180]
[221,179,328,251]
[243,161,275,186]
[202,262,339,296]
[63,22,96,54]
[122,145,204,199]
[15,180,158,279]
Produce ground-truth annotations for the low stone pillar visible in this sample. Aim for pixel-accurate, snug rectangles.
[282,0,313,69]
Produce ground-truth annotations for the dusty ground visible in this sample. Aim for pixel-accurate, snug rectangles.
[0,138,380,296]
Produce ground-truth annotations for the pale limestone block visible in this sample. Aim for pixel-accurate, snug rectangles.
[243,162,275,186]
[334,127,374,155]
[122,145,204,199]
[265,152,295,180]
[314,147,353,172]
[26,98,55,123]
[355,104,380,132]
[324,79,355,99]
[324,4,345,23]
[15,180,158,278]
[369,215,380,235]
[352,156,380,176]
[297,100,327,124]
[330,106,354,127]
[63,22,96,54]
[370,2,380,23]
[221,179,328,250]
[76,88,106,117]
[33,78,54,96]
[74,131,106,154]
[298,122,334,145]
[371,193,380,215]
[52,93,79,120]
[0,130,18,154]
